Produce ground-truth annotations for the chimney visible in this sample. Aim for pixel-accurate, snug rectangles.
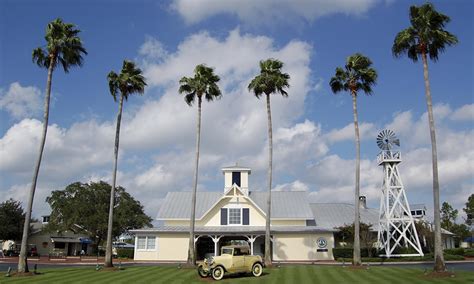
[359,196,367,209]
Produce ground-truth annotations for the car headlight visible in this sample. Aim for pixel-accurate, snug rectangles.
[205,257,214,265]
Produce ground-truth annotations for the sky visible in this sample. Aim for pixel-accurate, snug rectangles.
[0,0,472,222]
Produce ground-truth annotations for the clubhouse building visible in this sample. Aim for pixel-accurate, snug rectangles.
[131,166,455,262]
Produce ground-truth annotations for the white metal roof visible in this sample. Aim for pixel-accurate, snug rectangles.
[156,191,314,220]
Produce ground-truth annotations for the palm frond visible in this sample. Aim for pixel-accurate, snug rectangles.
[394,3,458,63]
[179,64,222,106]
[249,58,290,98]
[32,48,49,68]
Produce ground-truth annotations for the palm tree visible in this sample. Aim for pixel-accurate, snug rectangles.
[179,64,221,265]
[18,18,87,273]
[329,53,377,266]
[105,60,147,267]
[248,59,290,267]
[392,3,458,272]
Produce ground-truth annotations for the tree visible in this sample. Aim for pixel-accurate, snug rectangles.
[440,201,458,231]
[248,59,290,267]
[45,181,152,247]
[0,199,26,242]
[463,194,474,226]
[392,2,458,272]
[414,221,434,253]
[329,53,377,266]
[179,64,222,266]
[106,60,147,267]
[19,18,87,273]
[335,223,376,257]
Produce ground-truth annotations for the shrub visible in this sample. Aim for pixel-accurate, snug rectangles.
[464,249,474,257]
[333,248,353,259]
[116,248,134,259]
[444,248,464,256]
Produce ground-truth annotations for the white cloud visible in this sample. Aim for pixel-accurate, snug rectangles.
[171,0,381,25]
[325,122,376,143]
[139,36,168,61]
[451,104,474,121]
[273,180,309,191]
[0,82,42,119]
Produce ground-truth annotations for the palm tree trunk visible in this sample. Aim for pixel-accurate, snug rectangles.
[105,94,124,267]
[421,51,445,272]
[18,56,54,273]
[351,91,361,266]
[264,93,273,267]
[188,96,202,266]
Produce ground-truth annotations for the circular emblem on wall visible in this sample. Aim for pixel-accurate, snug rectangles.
[316,237,327,248]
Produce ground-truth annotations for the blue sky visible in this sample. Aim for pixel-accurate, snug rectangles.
[0,0,472,220]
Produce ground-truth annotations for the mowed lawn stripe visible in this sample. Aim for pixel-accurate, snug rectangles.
[2,265,474,283]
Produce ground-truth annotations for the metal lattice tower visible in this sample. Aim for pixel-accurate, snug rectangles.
[376,130,424,257]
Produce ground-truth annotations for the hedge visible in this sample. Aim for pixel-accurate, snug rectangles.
[116,248,134,259]
[464,249,474,257]
[443,248,464,256]
[333,247,378,259]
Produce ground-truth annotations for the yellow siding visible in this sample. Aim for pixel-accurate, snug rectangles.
[271,220,306,226]
[273,233,334,261]
[164,220,189,226]
[134,234,188,261]
[200,196,266,226]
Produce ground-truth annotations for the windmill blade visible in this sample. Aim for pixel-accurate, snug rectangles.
[376,129,400,150]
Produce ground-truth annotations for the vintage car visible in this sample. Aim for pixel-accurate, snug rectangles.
[197,244,263,281]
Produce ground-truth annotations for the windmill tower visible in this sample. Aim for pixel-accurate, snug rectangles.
[376,130,424,257]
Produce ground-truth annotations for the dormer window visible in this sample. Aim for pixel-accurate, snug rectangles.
[42,216,50,224]
[229,208,241,224]
[221,208,249,225]
[232,172,241,187]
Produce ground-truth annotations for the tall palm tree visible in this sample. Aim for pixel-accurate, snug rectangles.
[248,59,290,267]
[179,64,221,265]
[392,3,457,272]
[18,18,87,273]
[329,53,377,266]
[105,60,146,267]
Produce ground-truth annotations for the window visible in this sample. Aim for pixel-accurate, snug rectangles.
[54,242,65,249]
[232,172,241,187]
[228,208,241,225]
[137,236,156,250]
[416,210,422,216]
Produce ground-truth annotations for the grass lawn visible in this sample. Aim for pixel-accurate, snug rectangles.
[1,265,473,283]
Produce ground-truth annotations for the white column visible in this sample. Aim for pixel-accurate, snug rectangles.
[211,235,222,256]
[246,235,256,255]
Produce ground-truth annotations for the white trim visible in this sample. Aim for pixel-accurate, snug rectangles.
[136,235,157,251]
[199,185,266,220]
[227,208,242,226]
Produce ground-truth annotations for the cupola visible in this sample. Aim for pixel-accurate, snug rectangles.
[222,165,251,196]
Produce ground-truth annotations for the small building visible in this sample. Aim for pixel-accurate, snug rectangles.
[27,218,93,256]
[132,166,335,262]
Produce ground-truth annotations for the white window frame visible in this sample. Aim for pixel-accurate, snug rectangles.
[136,235,157,251]
[227,208,242,226]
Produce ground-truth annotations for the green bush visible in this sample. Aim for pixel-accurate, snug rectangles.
[464,249,474,257]
[333,247,382,259]
[333,248,353,259]
[444,248,464,256]
[116,248,134,259]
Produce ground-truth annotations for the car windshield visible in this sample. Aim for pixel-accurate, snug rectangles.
[221,248,233,255]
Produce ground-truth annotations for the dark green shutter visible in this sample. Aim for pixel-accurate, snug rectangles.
[221,208,228,225]
[242,208,249,225]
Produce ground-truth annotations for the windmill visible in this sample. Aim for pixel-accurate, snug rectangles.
[376,130,424,257]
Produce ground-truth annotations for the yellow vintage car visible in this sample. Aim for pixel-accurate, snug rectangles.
[197,244,264,281]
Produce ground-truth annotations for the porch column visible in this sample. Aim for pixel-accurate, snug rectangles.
[246,235,256,255]
[210,235,222,256]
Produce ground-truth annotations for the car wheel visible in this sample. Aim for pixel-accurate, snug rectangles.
[252,263,263,277]
[197,265,208,278]
[211,266,225,281]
